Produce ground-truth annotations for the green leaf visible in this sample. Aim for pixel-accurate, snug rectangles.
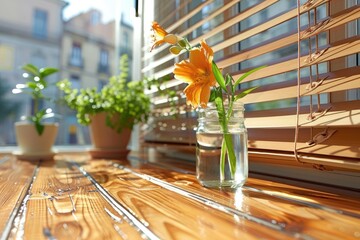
[214,96,225,123]
[225,74,234,94]
[39,67,58,78]
[35,121,45,136]
[234,65,266,89]
[225,74,231,85]
[224,133,236,177]
[22,64,39,76]
[27,82,37,89]
[209,89,217,102]
[212,62,227,93]
[234,86,259,101]
[35,109,46,119]
[220,138,227,181]
[177,39,187,48]
[32,109,46,135]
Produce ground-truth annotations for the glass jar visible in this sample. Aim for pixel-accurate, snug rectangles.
[196,101,248,188]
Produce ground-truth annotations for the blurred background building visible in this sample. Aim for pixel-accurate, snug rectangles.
[0,0,134,146]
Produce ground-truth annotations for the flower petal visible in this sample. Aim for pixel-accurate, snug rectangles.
[200,40,214,64]
[150,21,172,51]
[200,84,211,108]
[184,83,201,108]
[150,40,165,51]
[189,48,208,71]
[164,34,178,44]
[174,61,197,83]
[172,38,217,108]
[152,21,168,37]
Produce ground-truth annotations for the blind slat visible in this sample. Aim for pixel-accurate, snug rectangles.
[212,0,329,53]
[247,108,360,128]
[232,36,360,83]
[143,0,213,52]
[248,127,360,160]
[141,1,360,166]
[241,66,360,104]
[218,5,360,69]
[142,0,279,69]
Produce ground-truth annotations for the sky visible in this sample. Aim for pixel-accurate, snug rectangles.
[63,0,134,23]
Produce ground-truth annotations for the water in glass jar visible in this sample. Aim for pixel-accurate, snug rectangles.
[196,131,248,188]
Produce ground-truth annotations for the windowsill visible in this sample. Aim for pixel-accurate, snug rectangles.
[0,145,91,154]
[1,145,359,191]
[1,151,359,239]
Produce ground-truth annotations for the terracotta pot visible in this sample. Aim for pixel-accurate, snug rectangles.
[14,122,58,160]
[88,112,132,159]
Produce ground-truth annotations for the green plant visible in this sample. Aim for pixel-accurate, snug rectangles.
[57,54,151,132]
[12,64,59,135]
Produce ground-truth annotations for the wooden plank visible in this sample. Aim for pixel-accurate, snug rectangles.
[81,159,293,240]
[106,157,360,240]
[0,155,37,238]
[2,153,360,239]
[80,158,360,240]
[9,158,142,240]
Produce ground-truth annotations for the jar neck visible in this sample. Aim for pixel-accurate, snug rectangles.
[198,101,245,122]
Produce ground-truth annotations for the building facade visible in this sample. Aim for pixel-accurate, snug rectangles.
[0,1,134,146]
[0,0,67,145]
[58,9,116,144]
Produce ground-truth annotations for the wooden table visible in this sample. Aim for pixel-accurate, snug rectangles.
[0,151,359,240]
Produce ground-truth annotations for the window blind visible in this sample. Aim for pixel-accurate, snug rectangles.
[140,0,360,170]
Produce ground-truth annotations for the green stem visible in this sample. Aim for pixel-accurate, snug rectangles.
[215,95,237,180]
[220,138,227,182]
[224,133,236,177]
[226,97,237,177]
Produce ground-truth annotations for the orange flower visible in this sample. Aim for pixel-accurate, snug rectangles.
[150,21,178,51]
[174,40,216,108]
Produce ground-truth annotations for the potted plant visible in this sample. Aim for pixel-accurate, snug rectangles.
[12,64,59,160]
[57,55,151,159]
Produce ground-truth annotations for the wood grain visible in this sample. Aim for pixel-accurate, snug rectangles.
[0,155,37,237]
[2,152,360,240]
[9,158,143,240]
[80,160,296,239]
[82,156,360,240]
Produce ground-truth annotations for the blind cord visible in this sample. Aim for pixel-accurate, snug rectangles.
[294,0,303,164]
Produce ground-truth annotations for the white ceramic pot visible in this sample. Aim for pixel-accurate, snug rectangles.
[14,122,58,160]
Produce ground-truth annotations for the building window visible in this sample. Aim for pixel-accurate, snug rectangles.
[98,49,109,73]
[69,43,83,67]
[100,49,108,66]
[70,75,81,89]
[91,11,101,25]
[33,9,48,38]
